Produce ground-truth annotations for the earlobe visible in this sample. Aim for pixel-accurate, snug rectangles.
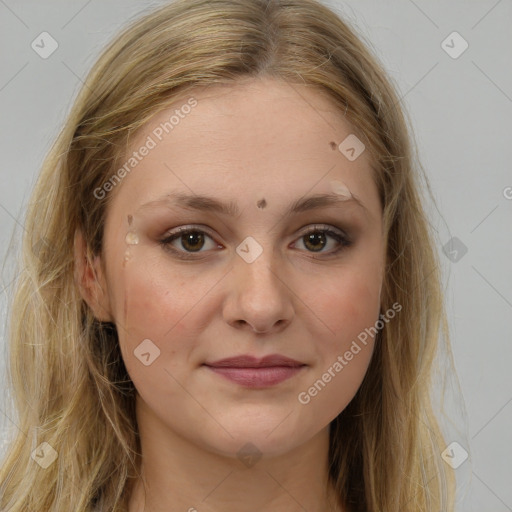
[73,229,113,322]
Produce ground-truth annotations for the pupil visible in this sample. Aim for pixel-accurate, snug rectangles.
[182,232,204,251]
[304,232,326,252]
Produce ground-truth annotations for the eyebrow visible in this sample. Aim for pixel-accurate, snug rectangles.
[136,191,369,217]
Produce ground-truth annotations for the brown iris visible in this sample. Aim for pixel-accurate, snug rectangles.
[303,232,326,252]
[180,231,205,252]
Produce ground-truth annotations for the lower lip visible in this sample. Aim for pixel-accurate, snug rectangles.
[205,365,305,388]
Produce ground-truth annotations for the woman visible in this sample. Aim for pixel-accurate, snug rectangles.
[0,0,456,510]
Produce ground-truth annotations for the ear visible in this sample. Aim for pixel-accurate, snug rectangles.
[73,229,114,322]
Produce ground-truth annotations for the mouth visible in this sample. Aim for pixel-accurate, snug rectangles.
[203,354,307,388]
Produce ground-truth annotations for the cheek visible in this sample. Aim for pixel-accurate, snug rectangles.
[302,229,384,343]
[111,254,218,371]
[310,264,382,345]
[111,261,193,402]
[295,271,380,424]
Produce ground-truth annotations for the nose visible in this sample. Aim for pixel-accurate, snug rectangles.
[223,251,295,334]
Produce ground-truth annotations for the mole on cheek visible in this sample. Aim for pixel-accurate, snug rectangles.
[257,198,267,209]
[329,141,337,150]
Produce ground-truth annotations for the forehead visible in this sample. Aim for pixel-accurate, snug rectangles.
[110,77,380,218]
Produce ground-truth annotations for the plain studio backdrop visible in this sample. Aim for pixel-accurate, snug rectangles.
[0,1,510,510]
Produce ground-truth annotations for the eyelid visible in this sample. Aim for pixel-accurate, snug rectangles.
[163,224,217,239]
[162,223,349,240]
[297,223,347,237]
[160,222,352,260]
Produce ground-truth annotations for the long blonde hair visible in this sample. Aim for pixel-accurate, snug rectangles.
[0,0,456,510]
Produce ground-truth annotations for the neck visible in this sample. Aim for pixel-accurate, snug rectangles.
[127,397,344,512]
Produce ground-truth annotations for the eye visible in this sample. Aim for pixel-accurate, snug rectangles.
[160,226,221,259]
[160,224,352,260]
[292,224,352,256]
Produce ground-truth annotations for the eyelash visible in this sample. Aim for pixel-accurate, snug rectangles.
[159,224,353,260]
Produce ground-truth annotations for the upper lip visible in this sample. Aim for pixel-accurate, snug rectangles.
[204,354,305,368]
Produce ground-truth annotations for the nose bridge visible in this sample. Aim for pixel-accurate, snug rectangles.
[234,235,283,297]
[225,235,294,332]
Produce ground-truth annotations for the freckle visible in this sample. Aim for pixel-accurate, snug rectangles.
[257,198,267,209]
[329,141,337,150]
[127,214,133,226]
[125,231,139,245]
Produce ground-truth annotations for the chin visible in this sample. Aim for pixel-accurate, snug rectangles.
[198,418,319,462]
[203,433,299,462]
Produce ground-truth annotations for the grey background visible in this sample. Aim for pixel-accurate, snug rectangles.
[0,1,511,510]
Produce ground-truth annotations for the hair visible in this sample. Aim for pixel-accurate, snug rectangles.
[0,0,457,510]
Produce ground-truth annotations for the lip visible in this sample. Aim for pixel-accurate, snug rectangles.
[203,354,307,388]
[206,354,305,368]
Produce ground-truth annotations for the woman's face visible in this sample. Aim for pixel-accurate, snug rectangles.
[95,77,385,458]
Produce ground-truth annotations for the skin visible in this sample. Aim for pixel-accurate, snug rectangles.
[76,76,386,512]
